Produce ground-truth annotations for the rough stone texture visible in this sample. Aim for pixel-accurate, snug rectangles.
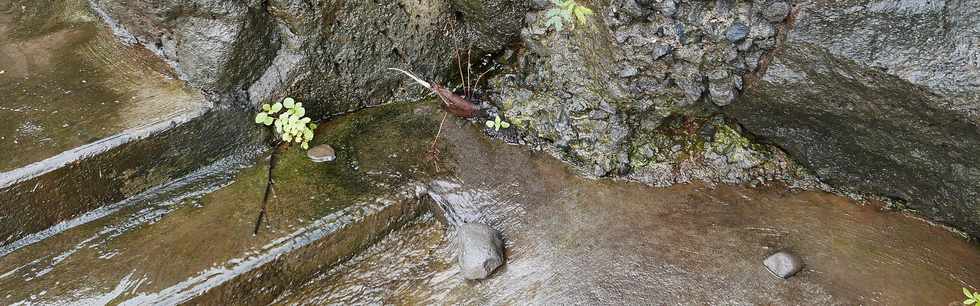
[88,0,529,114]
[456,222,504,280]
[89,0,280,98]
[727,0,980,237]
[489,0,801,185]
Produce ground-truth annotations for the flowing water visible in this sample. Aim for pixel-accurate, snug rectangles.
[274,117,980,305]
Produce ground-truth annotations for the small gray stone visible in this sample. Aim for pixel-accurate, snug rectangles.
[750,21,776,39]
[726,23,750,42]
[651,43,673,60]
[764,2,791,22]
[457,223,504,280]
[307,144,336,162]
[764,251,803,279]
[660,0,677,17]
[709,82,735,106]
[620,67,639,78]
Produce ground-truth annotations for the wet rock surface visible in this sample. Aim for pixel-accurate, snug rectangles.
[0,0,206,172]
[456,222,505,280]
[83,0,980,238]
[727,0,980,237]
[0,104,440,305]
[273,110,980,305]
[0,0,257,247]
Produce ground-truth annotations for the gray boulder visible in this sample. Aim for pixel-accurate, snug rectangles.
[457,222,504,280]
[727,0,980,237]
[763,251,803,279]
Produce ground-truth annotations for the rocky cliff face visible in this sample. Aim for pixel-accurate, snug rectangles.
[727,0,980,237]
[89,0,980,236]
[489,0,979,236]
[89,0,529,113]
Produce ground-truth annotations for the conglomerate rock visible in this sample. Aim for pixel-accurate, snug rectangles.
[489,0,798,185]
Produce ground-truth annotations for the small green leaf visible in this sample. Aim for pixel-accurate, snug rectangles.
[271,102,283,113]
[574,7,592,25]
[255,113,268,124]
[263,117,274,126]
[309,123,318,130]
[303,129,314,140]
[501,121,511,129]
[967,288,974,298]
[546,9,562,19]
[283,97,295,108]
[559,9,573,22]
[302,142,309,150]
[283,134,292,142]
[262,104,271,112]
[546,16,563,32]
[559,1,575,11]
[295,107,305,118]
[965,299,975,305]
[486,120,496,128]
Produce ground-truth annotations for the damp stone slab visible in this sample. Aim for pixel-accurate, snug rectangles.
[0,103,441,305]
[0,0,206,172]
[0,0,241,247]
[274,114,980,305]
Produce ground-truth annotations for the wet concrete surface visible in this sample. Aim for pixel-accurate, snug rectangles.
[0,104,439,305]
[0,0,204,172]
[274,109,980,305]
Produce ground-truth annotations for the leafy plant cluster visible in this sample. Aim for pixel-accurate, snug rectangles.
[485,115,511,131]
[544,0,594,32]
[966,287,980,305]
[255,97,317,149]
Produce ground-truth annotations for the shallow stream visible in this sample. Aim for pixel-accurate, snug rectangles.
[272,114,980,305]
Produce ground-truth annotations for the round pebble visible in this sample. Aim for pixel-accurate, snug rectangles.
[307,144,336,162]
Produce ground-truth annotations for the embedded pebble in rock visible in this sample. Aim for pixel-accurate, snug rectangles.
[660,0,677,17]
[764,251,804,279]
[726,23,750,42]
[651,43,673,60]
[307,144,336,163]
[457,222,505,280]
[764,2,791,22]
[620,67,639,78]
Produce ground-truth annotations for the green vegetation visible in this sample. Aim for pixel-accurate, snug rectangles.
[255,97,318,150]
[485,115,511,131]
[545,0,594,32]
[966,287,979,305]
[713,124,752,154]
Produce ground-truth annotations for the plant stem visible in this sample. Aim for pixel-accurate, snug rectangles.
[254,144,282,235]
